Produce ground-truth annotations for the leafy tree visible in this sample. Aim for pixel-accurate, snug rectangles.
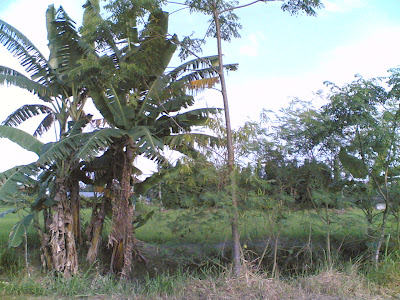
[321,75,400,266]
[176,0,324,275]
[75,0,227,277]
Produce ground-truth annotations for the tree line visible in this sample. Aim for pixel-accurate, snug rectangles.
[10,0,395,279]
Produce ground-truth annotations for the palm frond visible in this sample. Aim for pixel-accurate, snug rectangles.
[133,11,176,79]
[0,20,51,83]
[53,7,91,72]
[128,126,164,155]
[2,104,53,127]
[39,127,127,165]
[177,67,219,82]
[104,86,128,128]
[168,55,219,79]
[0,163,40,202]
[81,0,122,60]
[163,133,220,159]
[88,88,115,126]
[0,125,43,155]
[136,76,171,120]
[164,133,220,149]
[176,64,237,82]
[156,108,219,133]
[76,128,127,161]
[38,136,83,165]
[157,93,195,113]
[187,77,220,91]
[0,66,53,100]
[33,113,55,137]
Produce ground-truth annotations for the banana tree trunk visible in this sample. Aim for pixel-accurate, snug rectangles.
[69,177,81,245]
[86,199,107,264]
[108,138,136,278]
[49,177,79,277]
[35,210,53,270]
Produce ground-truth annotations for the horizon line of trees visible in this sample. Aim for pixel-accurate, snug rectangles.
[2,0,399,278]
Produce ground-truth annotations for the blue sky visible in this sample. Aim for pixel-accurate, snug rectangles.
[1,0,400,172]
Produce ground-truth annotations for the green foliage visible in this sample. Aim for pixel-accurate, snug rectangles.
[0,248,24,275]
[8,214,33,248]
[0,163,39,203]
[0,126,43,155]
[185,0,323,43]
[338,148,368,179]
[157,158,223,209]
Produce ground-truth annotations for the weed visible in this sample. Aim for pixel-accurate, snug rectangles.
[0,248,24,275]
[0,278,46,296]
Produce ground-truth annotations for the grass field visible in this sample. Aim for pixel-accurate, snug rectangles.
[0,204,377,243]
[134,207,368,243]
[0,204,399,299]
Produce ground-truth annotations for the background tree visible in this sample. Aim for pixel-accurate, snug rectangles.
[76,0,226,277]
[321,75,400,266]
[181,0,324,275]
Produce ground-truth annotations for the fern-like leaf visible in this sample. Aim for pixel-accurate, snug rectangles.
[0,163,39,203]
[0,20,51,84]
[2,104,53,127]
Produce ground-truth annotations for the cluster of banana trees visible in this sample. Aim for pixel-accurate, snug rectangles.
[0,1,235,278]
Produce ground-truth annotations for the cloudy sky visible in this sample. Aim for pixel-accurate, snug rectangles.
[0,0,400,172]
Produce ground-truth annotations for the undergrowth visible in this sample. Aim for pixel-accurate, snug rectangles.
[0,263,393,299]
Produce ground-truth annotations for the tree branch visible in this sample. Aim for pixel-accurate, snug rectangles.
[219,0,280,15]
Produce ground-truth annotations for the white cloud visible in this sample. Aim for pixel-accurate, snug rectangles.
[316,25,400,85]
[219,25,400,127]
[324,0,368,13]
[239,33,262,57]
[239,45,259,57]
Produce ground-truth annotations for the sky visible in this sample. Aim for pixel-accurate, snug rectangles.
[0,0,400,173]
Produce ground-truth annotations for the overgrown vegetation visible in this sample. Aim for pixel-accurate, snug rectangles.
[1,0,400,298]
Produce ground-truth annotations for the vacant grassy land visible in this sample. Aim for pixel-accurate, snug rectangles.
[0,205,376,245]
[0,205,399,298]
[134,207,368,244]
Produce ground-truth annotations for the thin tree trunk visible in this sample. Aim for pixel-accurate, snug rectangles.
[374,206,389,269]
[325,203,332,269]
[213,5,241,276]
[272,233,279,278]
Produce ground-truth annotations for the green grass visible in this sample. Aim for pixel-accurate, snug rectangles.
[0,266,389,299]
[1,204,400,298]
[0,204,388,254]
[134,207,369,245]
[0,204,379,248]
[0,206,32,243]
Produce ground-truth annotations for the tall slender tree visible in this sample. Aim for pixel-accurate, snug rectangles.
[175,0,323,275]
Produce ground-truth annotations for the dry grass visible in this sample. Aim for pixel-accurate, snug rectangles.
[297,269,390,300]
[1,266,397,299]
[135,268,393,300]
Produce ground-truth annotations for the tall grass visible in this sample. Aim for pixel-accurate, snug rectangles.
[1,204,400,298]
[0,264,389,299]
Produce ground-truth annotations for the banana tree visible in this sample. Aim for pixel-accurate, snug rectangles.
[0,117,128,273]
[78,0,235,277]
[0,5,96,275]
